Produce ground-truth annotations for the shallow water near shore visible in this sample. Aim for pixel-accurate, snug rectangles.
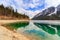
[4,20,60,40]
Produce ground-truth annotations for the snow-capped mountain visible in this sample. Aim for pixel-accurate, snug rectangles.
[32,5,60,20]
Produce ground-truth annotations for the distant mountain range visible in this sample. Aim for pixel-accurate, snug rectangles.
[0,5,29,20]
[32,4,60,20]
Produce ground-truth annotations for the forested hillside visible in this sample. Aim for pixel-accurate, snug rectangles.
[0,5,29,20]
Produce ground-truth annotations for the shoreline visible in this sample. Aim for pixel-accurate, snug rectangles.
[0,20,30,24]
[0,26,30,40]
[0,20,30,40]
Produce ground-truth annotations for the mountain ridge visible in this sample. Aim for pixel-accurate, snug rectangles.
[32,4,60,20]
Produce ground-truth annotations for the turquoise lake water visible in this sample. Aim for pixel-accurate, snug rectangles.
[5,21,60,40]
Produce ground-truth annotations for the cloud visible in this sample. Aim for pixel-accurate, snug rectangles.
[22,0,45,11]
[0,0,60,18]
[17,0,45,18]
[0,0,46,18]
[17,8,40,18]
[46,0,60,7]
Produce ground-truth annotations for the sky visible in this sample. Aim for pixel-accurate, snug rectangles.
[0,0,60,18]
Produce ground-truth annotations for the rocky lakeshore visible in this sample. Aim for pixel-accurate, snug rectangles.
[0,20,30,40]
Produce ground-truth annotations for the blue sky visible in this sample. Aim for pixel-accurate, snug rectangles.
[0,0,60,18]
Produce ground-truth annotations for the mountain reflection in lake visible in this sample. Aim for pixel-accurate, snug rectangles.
[5,21,60,40]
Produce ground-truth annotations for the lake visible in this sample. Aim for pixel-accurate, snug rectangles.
[4,20,60,40]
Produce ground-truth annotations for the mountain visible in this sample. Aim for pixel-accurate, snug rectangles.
[0,5,29,20]
[56,5,60,17]
[32,5,60,20]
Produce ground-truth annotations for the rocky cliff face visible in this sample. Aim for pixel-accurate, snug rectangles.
[32,5,60,20]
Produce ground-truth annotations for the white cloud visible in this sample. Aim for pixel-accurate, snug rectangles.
[45,0,60,7]
[13,0,41,18]
[0,0,60,19]
[17,0,45,18]
[17,7,41,19]
[0,0,45,18]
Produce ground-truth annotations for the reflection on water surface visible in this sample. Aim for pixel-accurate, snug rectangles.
[4,21,60,40]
